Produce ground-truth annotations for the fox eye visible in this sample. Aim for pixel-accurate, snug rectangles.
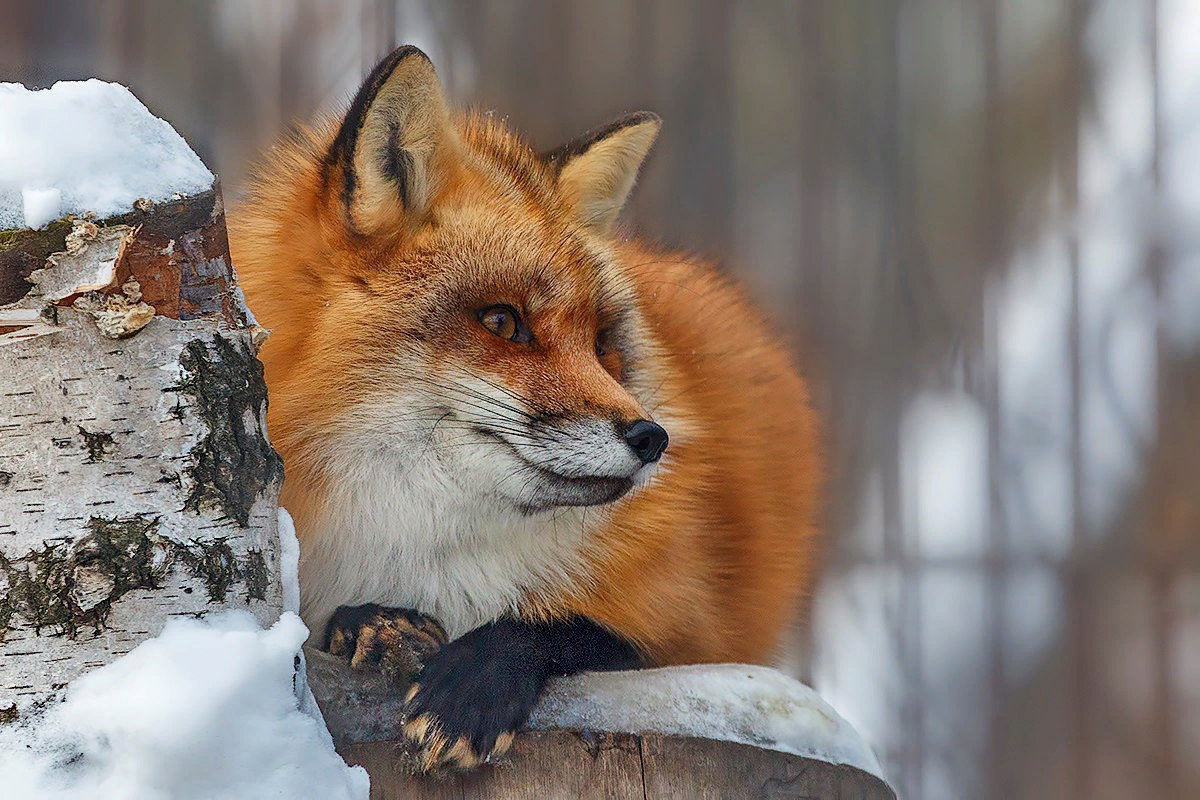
[595,328,612,357]
[478,305,530,343]
[595,327,624,380]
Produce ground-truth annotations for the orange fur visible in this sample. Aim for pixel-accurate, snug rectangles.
[544,245,822,664]
[230,52,820,667]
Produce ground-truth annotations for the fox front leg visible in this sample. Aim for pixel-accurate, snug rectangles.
[401,616,644,772]
[324,603,449,684]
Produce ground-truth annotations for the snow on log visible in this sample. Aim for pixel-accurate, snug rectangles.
[0,80,214,231]
[0,81,282,722]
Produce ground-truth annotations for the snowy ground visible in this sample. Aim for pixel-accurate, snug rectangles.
[0,612,368,800]
[0,495,365,800]
[0,80,213,229]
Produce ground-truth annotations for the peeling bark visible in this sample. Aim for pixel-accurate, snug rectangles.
[0,188,282,718]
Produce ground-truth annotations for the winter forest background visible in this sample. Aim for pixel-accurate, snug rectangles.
[3,1,1199,798]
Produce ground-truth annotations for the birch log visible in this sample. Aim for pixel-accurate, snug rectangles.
[0,188,284,720]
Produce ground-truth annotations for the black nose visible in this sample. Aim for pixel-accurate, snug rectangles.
[623,419,669,464]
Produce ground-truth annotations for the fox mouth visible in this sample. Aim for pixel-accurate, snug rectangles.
[472,426,634,511]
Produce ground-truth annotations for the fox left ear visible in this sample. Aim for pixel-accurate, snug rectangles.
[542,112,661,233]
[325,45,456,235]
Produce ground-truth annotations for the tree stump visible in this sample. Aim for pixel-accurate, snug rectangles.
[0,189,284,719]
[344,732,894,800]
[307,649,896,799]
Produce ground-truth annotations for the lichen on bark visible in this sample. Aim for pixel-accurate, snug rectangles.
[169,334,283,527]
[76,426,116,462]
[0,514,170,639]
[0,515,277,642]
[173,537,238,603]
[243,549,270,602]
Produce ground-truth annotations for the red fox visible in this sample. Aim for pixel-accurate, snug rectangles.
[230,45,821,771]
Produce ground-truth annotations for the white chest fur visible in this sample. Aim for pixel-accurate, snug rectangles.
[296,450,598,643]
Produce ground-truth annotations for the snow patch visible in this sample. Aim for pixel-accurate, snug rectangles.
[22,187,62,230]
[275,508,331,732]
[0,80,214,230]
[279,507,301,616]
[528,664,887,783]
[0,611,368,800]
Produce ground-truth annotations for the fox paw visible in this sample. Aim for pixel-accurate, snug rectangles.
[324,603,448,684]
[401,619,543,772]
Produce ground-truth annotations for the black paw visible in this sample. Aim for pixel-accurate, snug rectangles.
[401,618,544,772]
[324,603,448,684]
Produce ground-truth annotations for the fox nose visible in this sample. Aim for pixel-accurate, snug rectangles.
[623,419,669,464]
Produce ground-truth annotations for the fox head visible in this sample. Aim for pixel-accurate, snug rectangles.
[236,46,672,517]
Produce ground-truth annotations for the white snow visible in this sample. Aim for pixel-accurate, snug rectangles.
[0,80,214,230]
[0,611,368,800]
[528,664,887,783]
[279,507,301,616]
[276,508,332,732]
[22,187,63,230]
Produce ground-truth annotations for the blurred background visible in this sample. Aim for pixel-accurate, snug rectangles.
[4,1,1198,797]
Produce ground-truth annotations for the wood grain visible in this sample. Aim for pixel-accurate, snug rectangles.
[343,732,896,799]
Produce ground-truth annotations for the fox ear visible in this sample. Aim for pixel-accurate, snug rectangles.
[543,112,661,233]
[325,45,454,235]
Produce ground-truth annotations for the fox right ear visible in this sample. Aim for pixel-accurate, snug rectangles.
[542,112,661,234]
[324,46,455,235]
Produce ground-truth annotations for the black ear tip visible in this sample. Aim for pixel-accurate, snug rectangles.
[326,43,439,197]
[379,44,434,71]
[364,46,435,95]
[625,110,662,127]
[603,111,662,135]
[539,111,662,170]
[355,44,437,120]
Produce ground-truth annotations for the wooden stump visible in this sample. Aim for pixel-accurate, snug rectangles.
[343,732,895,799]
[306,648,896,800]
[0,189,284,718]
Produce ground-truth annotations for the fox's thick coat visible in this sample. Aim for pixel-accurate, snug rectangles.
[230,45,821,767]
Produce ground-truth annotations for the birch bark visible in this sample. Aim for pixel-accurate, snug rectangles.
[0,189,283,720]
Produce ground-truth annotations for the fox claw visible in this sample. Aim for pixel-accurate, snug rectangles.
[398,619,543,773]
[324,603,447,684]
[401,706,517,772]
[401,682,519,772]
